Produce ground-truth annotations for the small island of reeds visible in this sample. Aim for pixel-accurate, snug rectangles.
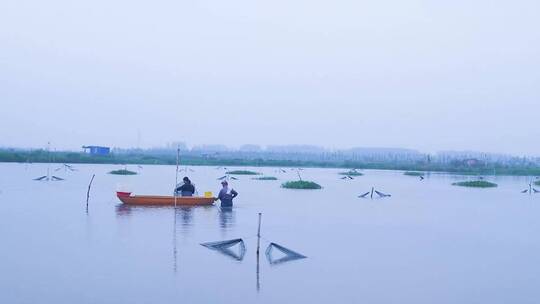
[404,171,424,176]
[226,170,260,175]
[338,170,363,176]
[282,180,322,189]
[452,181,498,188]
[253,176,278,180]
[535,180,540,186]
[109,169,137,175]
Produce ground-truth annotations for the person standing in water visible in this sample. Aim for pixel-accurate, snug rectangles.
[216,180,238,207]
[175,176,196,197]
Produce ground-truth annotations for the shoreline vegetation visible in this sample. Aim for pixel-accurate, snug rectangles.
[338,170,363,176]
[452,181,498,188]
[282,181,322,189]
[1,149,540,176]
[253,176,278,180]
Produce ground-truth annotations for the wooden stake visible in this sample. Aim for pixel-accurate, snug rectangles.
[370,187,374,199]
[86,174,95,212]
[256,213,262,291]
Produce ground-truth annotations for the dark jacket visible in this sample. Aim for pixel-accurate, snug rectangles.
[176,183,195,196]
[218,188,238,207]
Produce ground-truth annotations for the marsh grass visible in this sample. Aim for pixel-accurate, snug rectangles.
[452,181,498,188]
[338,170,363,176]
[404,171,424,176]
[535,180,540,186]
[282,180,322,189]
[226,170,260,175]
[109,169,137,175]
[253,176,278,180]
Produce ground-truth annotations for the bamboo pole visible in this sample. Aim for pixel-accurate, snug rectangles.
[175,146,180,208]
[256,213,262,254]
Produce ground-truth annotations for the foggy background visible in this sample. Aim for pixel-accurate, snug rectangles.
[0,0,538,155]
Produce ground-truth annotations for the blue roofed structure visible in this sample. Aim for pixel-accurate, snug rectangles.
[82,146,111,156]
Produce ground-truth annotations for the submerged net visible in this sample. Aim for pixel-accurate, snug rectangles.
[201,238,246,261]
[374,190,391,197]
[265,242,307,265]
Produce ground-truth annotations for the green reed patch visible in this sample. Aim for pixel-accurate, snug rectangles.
[452,181,497,188]
[404,171,424,176]
[226,170,260,175]
[109,169,137,175]
[253,176,278,180]
[338,170,363,176]
[281,180,322,189]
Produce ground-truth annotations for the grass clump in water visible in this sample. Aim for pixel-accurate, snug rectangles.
[226,170,260,175]
[338,170,363,176]
[253,176,278,180]
[404,171,424,176]
[282,180,322,189]
[109,169,137,175]
[452,180,497,188]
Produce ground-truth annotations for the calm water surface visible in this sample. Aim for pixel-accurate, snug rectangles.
[0,163,539,303]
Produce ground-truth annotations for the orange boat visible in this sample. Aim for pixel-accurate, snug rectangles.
[116,192,215,206]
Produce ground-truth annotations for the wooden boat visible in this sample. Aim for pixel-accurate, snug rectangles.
[116,191,215,206]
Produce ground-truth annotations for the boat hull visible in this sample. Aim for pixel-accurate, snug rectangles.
[117,193,215,206]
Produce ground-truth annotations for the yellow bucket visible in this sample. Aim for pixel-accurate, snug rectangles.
[204,191,213,198]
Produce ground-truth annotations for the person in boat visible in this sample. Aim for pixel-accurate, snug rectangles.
[216,180,238,207]
[175,176,196,197]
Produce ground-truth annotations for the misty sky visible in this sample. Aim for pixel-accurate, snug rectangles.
[0,0,538,155]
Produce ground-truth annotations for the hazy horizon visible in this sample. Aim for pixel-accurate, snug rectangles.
[1,0,538,155]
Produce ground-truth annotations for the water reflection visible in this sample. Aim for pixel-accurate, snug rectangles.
[177,207,194,231]
[115,204,221,274]
[115,204,213,231]
[114,204,171,217]
[173,207,178,273]
[256,245,261,292]
[218,207,236,229]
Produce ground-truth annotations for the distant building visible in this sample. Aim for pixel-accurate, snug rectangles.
[82,146,111,156]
